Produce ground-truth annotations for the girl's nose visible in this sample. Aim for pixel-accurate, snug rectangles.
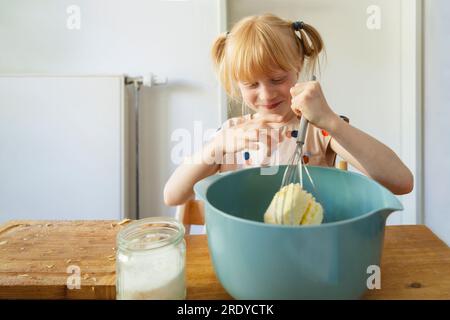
[258,85,277,101]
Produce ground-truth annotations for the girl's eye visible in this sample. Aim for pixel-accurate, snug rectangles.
[245,82,258,88]
[272,77,286,83]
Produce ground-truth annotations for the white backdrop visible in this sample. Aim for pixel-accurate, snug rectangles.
[423,0,450,245]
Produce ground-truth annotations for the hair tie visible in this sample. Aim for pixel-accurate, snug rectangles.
[292,21,305,31]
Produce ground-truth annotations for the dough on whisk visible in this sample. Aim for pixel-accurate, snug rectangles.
[264,183,324,225]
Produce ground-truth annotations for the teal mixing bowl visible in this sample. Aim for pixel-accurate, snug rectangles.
[194,165,403,299]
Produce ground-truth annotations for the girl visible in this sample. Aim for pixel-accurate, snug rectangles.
[164,14,413,206]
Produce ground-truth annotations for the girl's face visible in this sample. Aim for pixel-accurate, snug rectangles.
[238,69,298,118]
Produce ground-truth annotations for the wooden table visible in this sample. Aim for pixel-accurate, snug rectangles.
[0,221,449,299]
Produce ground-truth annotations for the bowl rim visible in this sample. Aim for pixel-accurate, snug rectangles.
[204,165,403,229]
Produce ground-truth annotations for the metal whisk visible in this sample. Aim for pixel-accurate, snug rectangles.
[276,75,318,225]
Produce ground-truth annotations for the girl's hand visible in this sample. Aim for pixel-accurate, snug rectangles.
[290,81,339,131]
[213,114,284,156]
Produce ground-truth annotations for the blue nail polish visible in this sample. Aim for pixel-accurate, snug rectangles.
[244,151,250,160]
[291,130,298,138]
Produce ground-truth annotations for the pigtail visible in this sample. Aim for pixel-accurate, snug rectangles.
[292,21,326,78]
[211,32,228,72]
[211,32,236,98]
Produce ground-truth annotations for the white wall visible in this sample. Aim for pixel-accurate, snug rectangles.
[423,0,450,245]
[0,0,223,218]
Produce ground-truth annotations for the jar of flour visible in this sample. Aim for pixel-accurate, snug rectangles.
[116,217,186,300]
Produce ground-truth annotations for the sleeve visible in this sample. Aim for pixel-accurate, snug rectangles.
[324,115,350,167]
[309,125,336,168]
[322,129,337,167]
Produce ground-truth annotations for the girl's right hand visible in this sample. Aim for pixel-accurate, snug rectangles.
[213,114,285,156]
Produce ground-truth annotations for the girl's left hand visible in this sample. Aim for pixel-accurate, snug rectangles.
[290,81,339,131]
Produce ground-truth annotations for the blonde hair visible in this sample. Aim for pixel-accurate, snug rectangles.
[211,13,325,101]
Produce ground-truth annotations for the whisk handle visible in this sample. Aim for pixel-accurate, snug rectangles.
[296,75,316,146]
[297,116,308,146]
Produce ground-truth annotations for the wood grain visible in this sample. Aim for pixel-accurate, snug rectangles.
[0,220,121,299]
[185,233,232,300]
[363,225,450,299]
[0,221,448,299]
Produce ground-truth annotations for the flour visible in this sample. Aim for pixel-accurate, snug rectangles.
[117,244,186,300]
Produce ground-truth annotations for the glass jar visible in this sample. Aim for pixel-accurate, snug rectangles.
[116,217,186,300]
